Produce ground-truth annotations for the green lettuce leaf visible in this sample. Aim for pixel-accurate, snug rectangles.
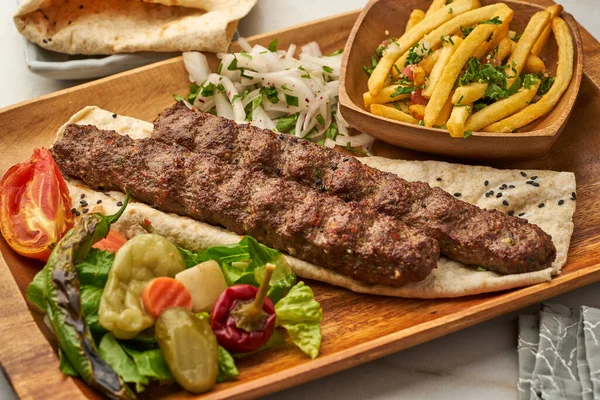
[59,348,79,377]
[185,236,296,303]
[99,333,149,393]
[122,344,173,382]
[26,249,113,337]
[217,346,239,383]
[275,282,323,359]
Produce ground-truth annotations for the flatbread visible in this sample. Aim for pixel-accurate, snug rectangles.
[14,0,257,55]
[55,106,577,298]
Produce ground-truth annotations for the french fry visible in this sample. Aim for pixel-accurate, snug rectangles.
[363,85,411,110]
[368,0,481,96]
[406,9,426,33]
[391,3,512,82]
[424,24,496,127]
[487,36,513,65]
[472,17,511,60]
[409,104,426,120]
[425,0,447,17]
[422,36,463,98]
[452,82,488,104]
[392,100,411,114]
[371,104,420,124]
[531,4,563,56]
[413,66,427,86]
[447,104,473,137]
[484,17,574,133]
[435,95,454,126]
[505,11,551,88]
[523,54,546,74]
[465,81,540,132]
[418,49,441,74]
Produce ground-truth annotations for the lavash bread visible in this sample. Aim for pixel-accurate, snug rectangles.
[14,0,257,55]
[55,106,577,298]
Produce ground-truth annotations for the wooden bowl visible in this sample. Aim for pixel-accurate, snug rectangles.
[338,0,583,160]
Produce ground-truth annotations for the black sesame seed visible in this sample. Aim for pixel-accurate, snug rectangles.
[500,184,507,190]
[97,199,102,204]
[485,192,492,198]
[508,211,514,216]
[496,192,502,198]
[503,200,509,206]
[518,212,525,217]
[71,208,76,214]
[454,193,461,197]
[112,113,117,118]
[279,134,284,140]
[117,201,123,206]
[48,38,52,42]
[526,180,534,185]
[436,177,442,182]
[558,199,564,205]
[343,157,349,162]
[80,193,85,199]
[80,200,88,207]
[509,185,515,189]
[75,211,81,217]
[79,4,83,9]
[532,182,539,187]
[42,39,48,44]
[538,203,545,208]
[520,172,527,177]
[572,192,577,199]
[484,180,489,186]
[82,209,89,214]
[343,193,350,202]
[531,176,537,180]
[68,20,72,25]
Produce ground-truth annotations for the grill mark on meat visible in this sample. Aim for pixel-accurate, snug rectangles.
[52,124,440,287]
[152,103,556,274]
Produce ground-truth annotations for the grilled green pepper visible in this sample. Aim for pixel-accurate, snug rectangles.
[44,193,135,400]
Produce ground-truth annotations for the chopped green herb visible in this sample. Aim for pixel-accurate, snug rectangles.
[371,56,378,69]
[227,56,238,71]
[448,7,453,13]
[285,94,299,107]
[217,83,226,94]
[173,94,185,102]
[523,74,540,89]
[363,65,373,75]
[200,82,216,97]
[405,42,432,67]
[268,38,278,52]
[473,101,488,111]
[281,84,291,91]
[538,74,555,96]
[276,113,299,133]
[240,51,252,60]
[316,114,325,126]
[456,95,464,105]
[390,86,415,98]
[345,142,368,155]
[298,66,311,79]
[512,32,523,42]
[260,85,279,104]
[326,49,344,56]
[325,122,338,140]
[322,65,334,74]
[393,64,402,75]
[481,16,502,25]
[460,26,475,37]
[477,266,487,271]
[445,0,453,4]
[463,130,473,138]
[441,35,455,46]
[230,89,249,104]
[217,62,223,74]
[418,120,425,126]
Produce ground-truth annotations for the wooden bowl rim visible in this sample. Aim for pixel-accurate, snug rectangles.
[338,0,584,139]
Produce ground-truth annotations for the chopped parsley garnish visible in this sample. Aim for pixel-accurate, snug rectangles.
[316,114,326,126]
[276,113,299,133]
[456,95,465,105]
[217,83,226,94]
[512,32,523,42]
[390,86,414,98]
[523,74,540,89]
[538,74,555,96]
[463,130,473,138]
[173,94,185,102]
[186,83,200,103]
[217,62,223,74]
[240,51,252,60]
[363,65,373,75]
[326,49,344,56]
[227,57,238,71]
[375,44,386,58]
[473,101,488,111]
[345,143,367,155]
[201,82,216,97]
[268,38,278,52]
[460,26,475,37]
[458,57,517,100]
[285,94,299,106]
[281,84,292,91]
[418,120,425,126]
[441,35,455,46]
[460,17,502,38]
[260,85,279,103]
[325,122,338,140]
[298,66,311,79]
[448,7,453,13]
[230,89,249,104]
[445,0,453,4]
[405,42,432,67]
[322,65,334,74]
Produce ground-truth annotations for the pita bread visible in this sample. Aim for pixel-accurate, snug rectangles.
[14,0,257,55]
[55,106,577,298]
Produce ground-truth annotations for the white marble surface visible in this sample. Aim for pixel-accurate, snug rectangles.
[1,1,600,399]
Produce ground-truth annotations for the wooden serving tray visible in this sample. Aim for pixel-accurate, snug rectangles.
[1,2,600,399]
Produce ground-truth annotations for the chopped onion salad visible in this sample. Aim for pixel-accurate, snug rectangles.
[177,38,374,152]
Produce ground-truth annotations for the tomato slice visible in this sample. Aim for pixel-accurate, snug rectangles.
[0,148,74,261]
[142,277,193,319]
[93,229,127,253]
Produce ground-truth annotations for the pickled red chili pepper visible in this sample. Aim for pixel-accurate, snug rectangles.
[210,264,276,353]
